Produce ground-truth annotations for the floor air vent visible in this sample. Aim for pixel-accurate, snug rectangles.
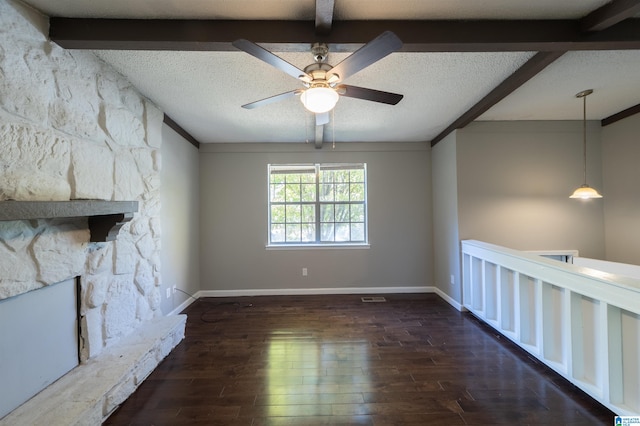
[361,296,386,303]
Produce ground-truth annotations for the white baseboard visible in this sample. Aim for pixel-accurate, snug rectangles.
[432,287,464,311]
[167,286,464,314]
[198,286,432,298]
[167,291,201,316]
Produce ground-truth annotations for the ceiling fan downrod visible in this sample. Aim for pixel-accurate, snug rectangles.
[311,43,329,63]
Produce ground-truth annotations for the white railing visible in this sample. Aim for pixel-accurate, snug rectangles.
[462,240,640,416]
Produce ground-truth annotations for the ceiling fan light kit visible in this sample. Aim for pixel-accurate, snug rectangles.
[570,89,603,200]
[232,31,404,122]
[300,86,339,113]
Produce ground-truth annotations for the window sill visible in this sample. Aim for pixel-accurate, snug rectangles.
[266,243,370,250]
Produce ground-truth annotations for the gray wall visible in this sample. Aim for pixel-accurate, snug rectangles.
[160,124,200,312]
[602,113,640,264]
[456,121,605,259]
[431,121,608,305]
[199,142,432,293]
[431,132,461,303]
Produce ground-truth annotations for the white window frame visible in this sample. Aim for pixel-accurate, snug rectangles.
[267,163,369,248]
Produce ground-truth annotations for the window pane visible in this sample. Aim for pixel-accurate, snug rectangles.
[301,224,315,242]
[271,224,285,242]
[335,223,349,241]
[270,183,285,202]
[286,183,300,202]
[350,169,364,182]
[335,183,349,202]
[301,184,316,202]
[351,223,365,241]
[301,173,315,183]
[271,205,285,223]
[335,170,349,183]
[271,174,285,184]
[286,224,301,242]
[286,174,301,184]
[335,204,349,222]
[350,204,364,222]
[286,205,301,223]
[320,204,334,222]
[321,223,334,241]
[301,205,315,222]
[319,183,333,201]
[350,183,364,201]
[320,170,333,183]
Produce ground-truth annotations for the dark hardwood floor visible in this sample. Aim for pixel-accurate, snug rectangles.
[104,293,615,425]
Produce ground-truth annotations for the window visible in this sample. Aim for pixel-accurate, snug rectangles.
[268,163,367,245]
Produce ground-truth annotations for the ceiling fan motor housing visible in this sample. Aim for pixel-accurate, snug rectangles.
[302,62,335,88]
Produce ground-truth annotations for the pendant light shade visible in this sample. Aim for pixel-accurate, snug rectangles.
[570,184,602,199]
[570,89,602,199]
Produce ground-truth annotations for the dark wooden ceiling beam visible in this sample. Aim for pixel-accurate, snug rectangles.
[48,0,640,147]
[602,103,640,126]
[49,18,640,52]
[163,114,201,148]
[429,0,640,146]
[581,0,640,32]
[430,51,566,147]
[315,0,335,35]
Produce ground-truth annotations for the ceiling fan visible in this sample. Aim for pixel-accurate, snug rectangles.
[232,31,404,126]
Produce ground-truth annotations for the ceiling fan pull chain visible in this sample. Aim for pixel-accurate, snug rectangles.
[332,109,336,150]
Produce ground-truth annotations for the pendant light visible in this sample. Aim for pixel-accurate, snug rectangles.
[570,89,603,199]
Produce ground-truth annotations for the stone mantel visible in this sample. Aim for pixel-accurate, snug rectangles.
[0,200,138,242]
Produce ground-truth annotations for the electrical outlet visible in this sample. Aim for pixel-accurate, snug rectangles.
[166,288,171,299]
[302,268,308,276]
[172,285,177,294]
[450,274,455,285]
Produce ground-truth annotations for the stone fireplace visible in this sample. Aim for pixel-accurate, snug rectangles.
[0,0,186,422]
[0,209,186,424]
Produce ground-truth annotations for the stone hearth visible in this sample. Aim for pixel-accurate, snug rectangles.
[0,315,186,426]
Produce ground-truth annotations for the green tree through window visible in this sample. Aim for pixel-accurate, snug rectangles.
[269,163,367,245]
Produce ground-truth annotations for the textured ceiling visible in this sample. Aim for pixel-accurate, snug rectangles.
[93,49,535,143]
[479,50,640,121]
[19,0,640,145]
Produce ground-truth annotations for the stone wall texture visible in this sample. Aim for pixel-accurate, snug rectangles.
[0,0,164,358]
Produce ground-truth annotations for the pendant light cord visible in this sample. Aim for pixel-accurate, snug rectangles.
[570,89,601,199]
[575,88,593,186]
[582,94,587,186]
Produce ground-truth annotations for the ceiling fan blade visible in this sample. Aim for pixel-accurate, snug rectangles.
[337,85,403,105]
[241,90,302,109]
[316,112,330,126]
[233,39,310,81]
[328,31,402,82]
